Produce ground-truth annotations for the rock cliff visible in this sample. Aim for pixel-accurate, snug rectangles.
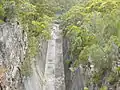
[0,23,27,90]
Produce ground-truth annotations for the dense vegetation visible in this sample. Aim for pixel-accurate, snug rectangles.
[61,0,120,89]
[0,0,81,76]
[1,0,56,76]
[0,0,120,89]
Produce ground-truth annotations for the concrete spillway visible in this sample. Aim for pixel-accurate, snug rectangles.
[24,23,65,90]
[44,23,65,90]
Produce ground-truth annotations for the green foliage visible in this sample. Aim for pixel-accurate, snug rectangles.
[0,4,4,18]
[21,36,39,76]
[16,0,52,76]
[0,0,55,76]
[100,86,108,90]
[61,0,120,88]
[0,0,5,22]
[0,0,80,77]
[84,87,88,90]
[4,1,17,19]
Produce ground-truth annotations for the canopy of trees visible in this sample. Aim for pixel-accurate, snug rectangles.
[0,0,81,76]
[61,0,120,89]
[0,0,120,89]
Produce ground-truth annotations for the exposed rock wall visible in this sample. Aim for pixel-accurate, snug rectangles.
[0,23,27,90]
[23,40,48,90]
[0,22,66,90]
[0,22,48,90]
[63,37,84,90]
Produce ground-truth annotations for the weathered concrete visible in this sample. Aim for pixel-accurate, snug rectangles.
[44,24,65,90]
[54,25,65,90]
[44,39,56,90]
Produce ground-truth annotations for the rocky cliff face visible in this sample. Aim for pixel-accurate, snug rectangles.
[63,38,84,90]
[0,22,48,90]
[23,40,48,90]
[0,23,27,90]
[0,22,67,90]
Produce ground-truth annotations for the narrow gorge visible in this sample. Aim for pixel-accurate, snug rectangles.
[0,0,120,90]
[0,22,85,90]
